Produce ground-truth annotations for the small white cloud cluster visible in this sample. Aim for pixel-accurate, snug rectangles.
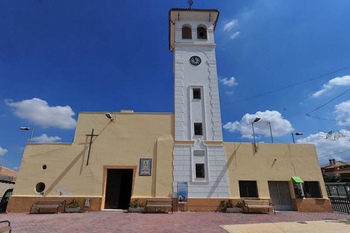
[32,134,62,143]
[5,98,77,129]
[0,146,8,156]
[230,31,240,40]
[297,129,350,164]
[220,77,238,96]
[223,110,294,139]
[224,19,238,32]
[220,77,238,87]
[312,75,350,98]
[335,100,350,125]
[223,19,240,40]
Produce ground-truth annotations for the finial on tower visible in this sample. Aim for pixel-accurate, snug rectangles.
[188,0,194,9]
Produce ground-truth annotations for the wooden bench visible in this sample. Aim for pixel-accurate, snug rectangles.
[30,200,66,214]
[243,200,275,214]
[0,220,11,233]
[145,199,173,213]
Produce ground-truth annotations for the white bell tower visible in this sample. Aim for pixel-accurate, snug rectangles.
[169,8,230,199]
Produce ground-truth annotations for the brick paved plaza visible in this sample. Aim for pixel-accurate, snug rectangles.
[1,211,350,232]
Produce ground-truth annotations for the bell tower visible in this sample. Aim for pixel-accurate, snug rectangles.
[169,8,230,199]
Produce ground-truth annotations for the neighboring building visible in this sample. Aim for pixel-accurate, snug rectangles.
[7,7,332,213]
[0,166,17,196]
[321,159,350,179]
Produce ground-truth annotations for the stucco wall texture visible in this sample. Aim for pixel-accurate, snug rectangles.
[11,112,174,200]
[8,112,330,212]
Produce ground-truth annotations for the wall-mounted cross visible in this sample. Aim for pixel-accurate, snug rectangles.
[86,128,99,166]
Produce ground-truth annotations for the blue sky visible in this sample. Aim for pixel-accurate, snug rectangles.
[1,0,350,170]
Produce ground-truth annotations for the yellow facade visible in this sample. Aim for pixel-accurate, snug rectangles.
[8,111,332,213]
[8,112,174,212]
[225,142,327,199]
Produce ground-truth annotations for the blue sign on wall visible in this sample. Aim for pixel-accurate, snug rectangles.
[177,182,188,204]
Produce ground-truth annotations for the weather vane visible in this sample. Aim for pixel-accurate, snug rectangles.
[188,0,193,9]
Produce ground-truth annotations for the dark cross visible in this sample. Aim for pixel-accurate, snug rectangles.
[188,0,193,9]
[86,128,99,166]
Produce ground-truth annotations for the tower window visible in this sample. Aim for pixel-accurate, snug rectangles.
[196,164,205,178]
[193,88,201,99]
[182,25,192,39]
[197,26,207,39]
[194,123,203,136]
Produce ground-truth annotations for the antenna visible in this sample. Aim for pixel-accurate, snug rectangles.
[188,0,193,9]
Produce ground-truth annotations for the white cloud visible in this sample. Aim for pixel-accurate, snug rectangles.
[220,77,238,87]
[312,75,350,98]
[335,100,350,125]
[224,19,238,32]
[230,31,240,40]
[223,110,293,139]
[0,146,8,156]
[225,91,234,95]
[5,98,77,129]
[31,134,62,143]
[297,129,350,164]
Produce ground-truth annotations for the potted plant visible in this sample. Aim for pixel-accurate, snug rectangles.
[65,199,81,213]
[128,199,144,213]
[220,200,242,213]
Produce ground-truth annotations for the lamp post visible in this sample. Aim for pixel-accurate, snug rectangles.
[291,132,303,144]
[267,121,273,143]
[252,117,261,152]
[20,127,34,143]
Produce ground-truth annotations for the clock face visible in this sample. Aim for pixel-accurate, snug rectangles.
[190,56,201,66]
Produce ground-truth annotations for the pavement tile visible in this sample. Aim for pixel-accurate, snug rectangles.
[0,211,349,232]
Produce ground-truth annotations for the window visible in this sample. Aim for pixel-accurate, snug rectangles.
[197,26,207,39]
[304,181,322,198]
[239,181,258,198]
[196,164,205,178]
[182,25,192,39]
[194,123,203,136]
[193,88,201,99]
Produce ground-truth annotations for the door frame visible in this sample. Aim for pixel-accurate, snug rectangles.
[102,165,137,210]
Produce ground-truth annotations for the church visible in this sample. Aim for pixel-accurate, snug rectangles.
[8,7,332,213]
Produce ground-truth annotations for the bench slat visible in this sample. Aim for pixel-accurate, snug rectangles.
[145,200,173,213]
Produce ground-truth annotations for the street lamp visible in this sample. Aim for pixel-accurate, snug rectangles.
[252,117,261,152]
[20,127,34,143]
[291,132,303,144]
[267,121,273,143]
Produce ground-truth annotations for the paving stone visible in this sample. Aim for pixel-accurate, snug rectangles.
[0,211,349,232]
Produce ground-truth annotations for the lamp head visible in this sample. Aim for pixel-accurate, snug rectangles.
[105,113,114,121]
[295,132,303,136]
[20,127,31,130]
[253,117,261,123]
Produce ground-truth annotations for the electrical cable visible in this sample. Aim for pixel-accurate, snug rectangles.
[222,65,350,105]
[306,87,350,120]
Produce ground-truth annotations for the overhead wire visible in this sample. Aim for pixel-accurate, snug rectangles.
[222,65,350,105]
[306,87,350,121]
